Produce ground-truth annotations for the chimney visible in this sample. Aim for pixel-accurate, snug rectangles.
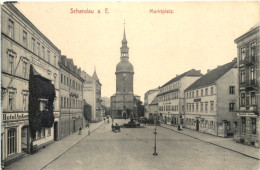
[207,69,211,73]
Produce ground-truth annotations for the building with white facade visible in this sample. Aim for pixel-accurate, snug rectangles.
[157,69,203,126]
[184,59,238,137]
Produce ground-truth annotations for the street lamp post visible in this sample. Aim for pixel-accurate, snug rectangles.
[153,122,158,156]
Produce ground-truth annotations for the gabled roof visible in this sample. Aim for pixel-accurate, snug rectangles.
[185,59,237,91]
[161,69,203,88]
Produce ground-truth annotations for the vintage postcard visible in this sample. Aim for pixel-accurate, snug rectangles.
[1,1,259,170]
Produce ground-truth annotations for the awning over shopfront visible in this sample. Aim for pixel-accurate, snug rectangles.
[32,65,53,81]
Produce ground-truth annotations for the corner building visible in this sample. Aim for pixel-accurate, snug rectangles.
[234,25,259,147]
[184,59,238,137]
[1,3,60,163]
[110,26,138,119]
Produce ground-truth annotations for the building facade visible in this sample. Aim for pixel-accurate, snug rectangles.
[1,3,60,163]
[59,55,85,139]
[110,26,138,119]
[144,87,160,118]
[82,69,102,122]
[234,25,259,147]
[157,69,203,126]
[184,59,238,137]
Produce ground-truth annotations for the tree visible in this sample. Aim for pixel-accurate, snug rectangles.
[136,100,144,117]
[83,101,92,122]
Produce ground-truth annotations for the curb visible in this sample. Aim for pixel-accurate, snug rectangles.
[160,124,260,161]
[40,123,104,170]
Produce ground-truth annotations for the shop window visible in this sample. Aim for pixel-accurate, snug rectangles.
[8,19,14,38]
[41,127,45,138]
[7,128,16,155]
[37,130,41,140]
[229,86,235,95]
[241,117,246,133]
[47,128,51,137]
[210,121,214,129]
[229,103,235,112]
[252,118,256,134]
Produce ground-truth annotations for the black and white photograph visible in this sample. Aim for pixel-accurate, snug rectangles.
[0,1,259,169]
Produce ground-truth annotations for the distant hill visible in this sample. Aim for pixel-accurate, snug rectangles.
[101,97,110,107]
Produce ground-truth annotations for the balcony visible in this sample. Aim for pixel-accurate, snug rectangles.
[240,80,257,90]
[240,56,256,66]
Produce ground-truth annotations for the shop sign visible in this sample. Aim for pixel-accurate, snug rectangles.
[3,113,28,121]
[194,98,201,102]
[32,56,49,70]
[163,102,172,105]
[237,112,257,117]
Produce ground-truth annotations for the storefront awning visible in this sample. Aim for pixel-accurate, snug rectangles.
[32,65,53,81]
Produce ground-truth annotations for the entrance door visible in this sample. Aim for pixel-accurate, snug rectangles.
[73,120,76,132]
[21,126,29,153]
[196,120,199,131]
[54,122,58,141]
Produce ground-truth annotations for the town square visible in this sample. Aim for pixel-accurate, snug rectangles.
[1,1,259,170]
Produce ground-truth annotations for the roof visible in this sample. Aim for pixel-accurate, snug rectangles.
[149,96,158,105]
[234,24,259,43]
[185,59,237,91]
[161,69,203,88]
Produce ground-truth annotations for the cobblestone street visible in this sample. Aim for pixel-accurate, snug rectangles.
[40,120,259,170]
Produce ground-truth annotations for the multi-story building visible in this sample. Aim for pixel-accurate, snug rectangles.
[234,25,259,147]
[82,69,102,122]
[1,2,60,163]
[59,55,85,139]
[144,87,160,119]
[157,69,203,126]
[184,59,238,137]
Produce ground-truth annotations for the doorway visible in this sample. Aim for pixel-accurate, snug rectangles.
[21,126,29,153]
[196,119,199,131]
[54,122,58,141]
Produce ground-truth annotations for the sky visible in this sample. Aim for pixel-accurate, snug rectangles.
[15,1,259,101]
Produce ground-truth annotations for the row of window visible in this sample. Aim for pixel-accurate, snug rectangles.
[159,105,179,112]
[35,127,51,140]
[186,118,216,130]
[240,41,256,60]
[186,86,215,99]
[8,19,57,67]
[8,92,28,111]
[161,81,180,93]
[186,101,215,113]
[240,92,256,107]
[241,117,256,134]
[240,67,256,83]
[158,91,179,102]
[60,74,82,91]
[60,97,83,109]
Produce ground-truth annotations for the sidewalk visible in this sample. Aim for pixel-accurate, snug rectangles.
[161,124,260,160]
[5,121,104,170]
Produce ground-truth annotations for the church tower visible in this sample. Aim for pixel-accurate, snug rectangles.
[116,24,134,94]
[110,24,137,119]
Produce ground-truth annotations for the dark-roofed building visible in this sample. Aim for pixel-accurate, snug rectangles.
[157,69,203,126]
[59,55,85,139]
[184,59,238,137]
[234,25,259,147]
